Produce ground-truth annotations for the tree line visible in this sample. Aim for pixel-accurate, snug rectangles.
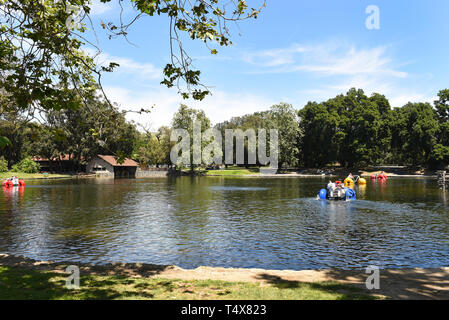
[1,88,448,172]
[128,88,449,170]
[299,88,449,169]
[0,92,139,171]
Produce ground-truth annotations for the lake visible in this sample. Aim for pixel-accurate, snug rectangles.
[0,177,448,270]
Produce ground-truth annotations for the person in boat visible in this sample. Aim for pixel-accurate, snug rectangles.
[8,176,19,185]
[347,173,360,182]
[327,180,336,192]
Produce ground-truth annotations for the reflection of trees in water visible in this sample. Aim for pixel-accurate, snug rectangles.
[0,187,25,250]
[356,185,367,198]
[169,177,217,248]
[440,189,448,207]
[7,179,144,261]
[1,185,55,257]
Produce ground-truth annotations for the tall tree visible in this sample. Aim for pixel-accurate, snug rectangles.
[268,103,301,168]
[299,101,339,167]
[430,89,449,168]
[391,102,439,166]
[42,94,139,166]
[171,104,211,170]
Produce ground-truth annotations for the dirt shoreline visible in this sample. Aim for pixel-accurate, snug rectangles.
[1,254,448,300]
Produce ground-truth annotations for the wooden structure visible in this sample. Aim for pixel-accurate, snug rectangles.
[33,155,85,172]
[86,155,138,178]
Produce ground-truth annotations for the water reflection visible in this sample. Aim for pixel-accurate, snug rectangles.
[0,177,448,270]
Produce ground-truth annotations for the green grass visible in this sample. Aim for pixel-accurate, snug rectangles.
[0,266,375,300]
[205,167,259,176]
[0,172,73,179]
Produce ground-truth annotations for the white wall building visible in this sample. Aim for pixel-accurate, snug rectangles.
[86,155,138,178]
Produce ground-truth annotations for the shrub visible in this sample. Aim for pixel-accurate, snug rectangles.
[0,157,8,172]
[11,157,40,173]
[430,144,449,169]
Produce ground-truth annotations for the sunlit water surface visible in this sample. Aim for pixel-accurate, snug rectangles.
[1,177,448,270]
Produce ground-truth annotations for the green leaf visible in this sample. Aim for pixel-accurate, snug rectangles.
[0,136,11,149]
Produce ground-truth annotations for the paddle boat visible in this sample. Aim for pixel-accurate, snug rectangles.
[370,172,388,182]
[317,181,356,201]
[2,177,25,188]
[344,175,366,187]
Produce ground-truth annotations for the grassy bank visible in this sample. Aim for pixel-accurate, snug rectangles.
[0,172,74,180]
[205,169,259,176]
[205,167,259,176]
[0,265,373,300]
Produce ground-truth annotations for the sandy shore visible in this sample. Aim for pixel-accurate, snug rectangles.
[1,254,448,300]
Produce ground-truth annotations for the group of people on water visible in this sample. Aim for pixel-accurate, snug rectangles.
[327,173,358,192]
[5,176,19,185]
[327,171,386,193]
[372,171,388,179]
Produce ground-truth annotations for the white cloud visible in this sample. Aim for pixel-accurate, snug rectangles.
[243,44,306,67]
[244,42,407,78]
[89,0,117,16]
[293,46,407,78]
[95,40,435,127]
[89,50,162,79]
[103,86,275,130]
[389,93,436,108]
[243,41,437,109]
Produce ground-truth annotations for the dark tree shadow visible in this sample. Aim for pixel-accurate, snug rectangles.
[255,273,374,300]
[0,254,176,300]
[322,268,449,300]
[257,268,449,300]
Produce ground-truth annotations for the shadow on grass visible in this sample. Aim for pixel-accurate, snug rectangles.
[0,266,166,299]
[0,266,125,299]
[256,273,376,300]
[321,268,449,300]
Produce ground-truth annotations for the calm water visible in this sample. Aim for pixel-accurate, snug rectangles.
[0,177,448,270]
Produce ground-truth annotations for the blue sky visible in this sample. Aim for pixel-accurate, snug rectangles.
[85,0,449,129]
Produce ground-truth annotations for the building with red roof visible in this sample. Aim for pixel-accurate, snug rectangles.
[86,155,138,178]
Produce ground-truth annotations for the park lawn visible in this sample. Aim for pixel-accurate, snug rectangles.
[0,266,375,300]
[205,168,259,176]
[0,172,73,180]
